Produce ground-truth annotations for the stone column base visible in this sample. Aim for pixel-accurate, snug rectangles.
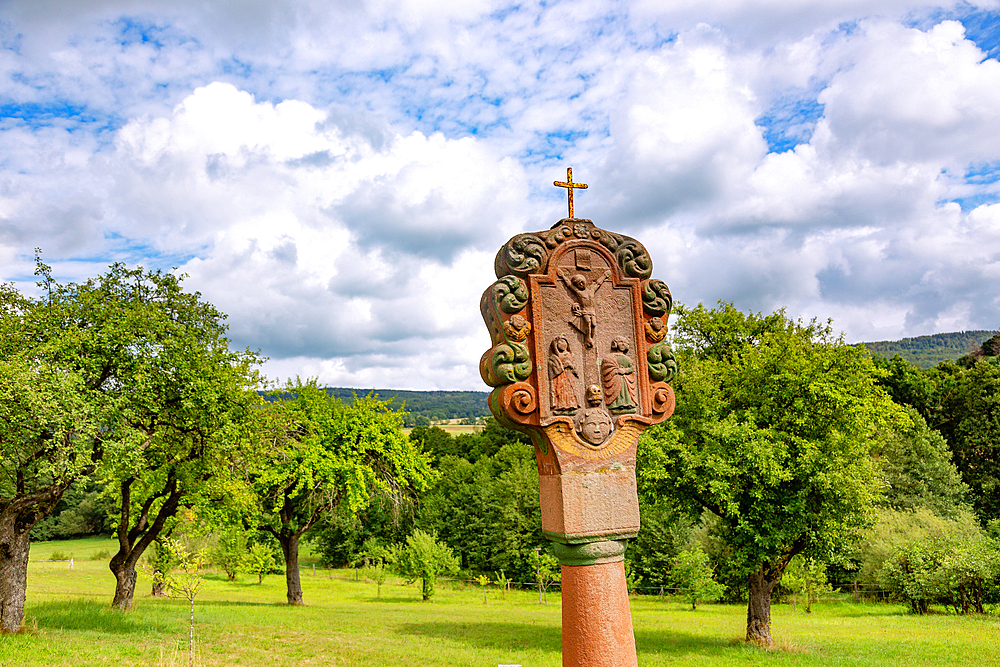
[557,540,637,667]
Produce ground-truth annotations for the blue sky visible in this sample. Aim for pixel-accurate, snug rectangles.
[3,0,1000,390]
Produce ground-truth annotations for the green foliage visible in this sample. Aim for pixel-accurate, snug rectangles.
[255,380,434,603]
[20,259,266,609]
[295,388,489,426]
[627,500,694,589]
[669,548,724,610]
[862,331,997,369]
[879,353,1000,522]
[875,510,1000,614]
[872,407,969,517]
[641,302,904,576]
[0,338,103,531]
[211,528,249,581]
[782,556,831,612]
[258,380,435,526]
[244,543,278,584]
[492,570,510,599]
[148,538,177,578]
[310,495,415,568]
[640,302,905,642]
[417,441,542,581]
[30,475,115,541]
[475,574,490,603]
[149,538,208,667]
[394,529,459,600]
[363,559,389,598]
[528,550,560,604]
[938,360,1000,521]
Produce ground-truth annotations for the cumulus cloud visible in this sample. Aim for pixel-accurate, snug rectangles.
[3,1,1000,388]
[100,82,521,387]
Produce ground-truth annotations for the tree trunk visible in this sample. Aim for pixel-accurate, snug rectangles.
[109,475,182,611]
[151,571,167,598]
[110,555,138,611]
[746,567,777,646]
[0,485,68,633]
[279,532,303,605]
[0,524,31,634]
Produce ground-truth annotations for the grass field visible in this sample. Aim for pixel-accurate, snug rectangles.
[2,537,999,666]
[402,421,484,436]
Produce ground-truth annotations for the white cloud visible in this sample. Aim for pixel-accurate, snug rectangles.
[3,1,1000,388]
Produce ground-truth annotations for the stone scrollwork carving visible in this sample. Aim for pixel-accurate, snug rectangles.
[505,382,538,416]
[485,341,532,386]
[615,239,653,280]
[647,341,678,384]
[480,273,534,389]
[495,233,548,278]
[544,225,574,248]
[492,275,530,313]
[650,382,676,417]
[641,279,673,316]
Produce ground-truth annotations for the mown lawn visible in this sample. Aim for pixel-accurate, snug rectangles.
[2,537,998,666]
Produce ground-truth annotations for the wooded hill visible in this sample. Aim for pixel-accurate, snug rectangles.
[323,330,1000,418]
[860,330,999,368]
[325,387,489,425]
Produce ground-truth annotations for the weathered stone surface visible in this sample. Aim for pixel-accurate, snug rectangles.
[561,559,637,667]
[481,218,676,545]
[484,180,674,667]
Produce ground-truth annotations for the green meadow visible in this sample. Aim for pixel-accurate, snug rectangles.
[3,537,998,667]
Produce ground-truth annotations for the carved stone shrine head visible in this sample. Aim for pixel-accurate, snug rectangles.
[481,211,678,544]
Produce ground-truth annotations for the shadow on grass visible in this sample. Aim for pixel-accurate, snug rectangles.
[634,628,736,657]
[400,621,732,657]
[362,595,439,604]
[197,600,289,608]
[400,621,561,652]
[28,599,171,634]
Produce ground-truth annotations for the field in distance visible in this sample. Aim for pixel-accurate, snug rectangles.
[7,536,1000,667]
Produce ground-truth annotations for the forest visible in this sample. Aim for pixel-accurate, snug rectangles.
[860,330,999,368]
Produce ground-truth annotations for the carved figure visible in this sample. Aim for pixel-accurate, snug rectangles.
[549,336,580,412]
[601,337,637,413]
[575,385,614,446]
[558,268,610,349]
[504,314,532,342]
[645,316,667,342]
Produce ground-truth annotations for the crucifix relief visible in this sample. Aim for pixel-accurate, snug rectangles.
[558,267,610,350]
[481,168,677,667]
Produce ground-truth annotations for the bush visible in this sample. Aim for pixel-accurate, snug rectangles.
[89,549,110,561]
[211,528,248,581]
[49,550,70,561]
[394,529,459,600]
[877,513,1000,614]
[669,547,724,610]
[244,543,278,584]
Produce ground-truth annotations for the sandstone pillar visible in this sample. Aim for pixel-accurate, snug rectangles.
[481,171,677,667]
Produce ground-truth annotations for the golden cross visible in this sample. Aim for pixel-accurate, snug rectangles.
[554,167,588,219]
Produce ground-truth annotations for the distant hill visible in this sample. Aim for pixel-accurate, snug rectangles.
[326,387,489,426]
[860,330,999,368]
